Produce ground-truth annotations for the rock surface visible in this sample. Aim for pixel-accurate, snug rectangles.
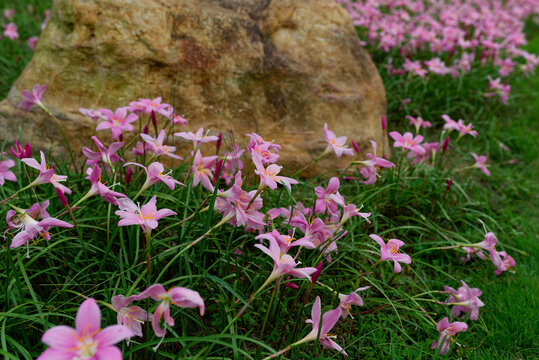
[0,0,386,174]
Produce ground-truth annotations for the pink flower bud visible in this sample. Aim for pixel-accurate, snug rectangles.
[311,261,324,284]
[381,116,387,131]
[213,159,224,184]
[143,125,149,134]
[56,188,69,208]
[445,178,453,191]
[284,280,299,290]
[10,139,32,159]
[442,137,450,152]
[151,111,157,128]
[351,140,361,155]
[125,166,133,186]
[216,132,223,154]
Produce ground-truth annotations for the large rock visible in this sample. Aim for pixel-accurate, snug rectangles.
[0,0,386,174]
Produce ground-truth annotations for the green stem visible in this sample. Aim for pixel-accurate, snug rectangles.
[260,279,280,338]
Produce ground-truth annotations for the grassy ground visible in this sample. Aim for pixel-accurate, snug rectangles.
[0,2,538,360]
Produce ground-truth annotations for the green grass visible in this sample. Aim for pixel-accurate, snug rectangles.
[0,2,538,360]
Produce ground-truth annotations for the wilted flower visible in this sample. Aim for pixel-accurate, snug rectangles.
[494,251,516,275]
[431,317,467,355]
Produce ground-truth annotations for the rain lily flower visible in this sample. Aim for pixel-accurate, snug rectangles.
[27,36,38,50]
[192,150,218,192]
[79,108,105,122]
[456,120,478,138]
[485,76,511,104]
[254,236,317,286]
[82,136,124,170]
[17,84,47,112]
[115,195,176,235]
[10,139,32,159]
[3,23,18,40]
[303,296,347,356]
[465,231,501,267]
[6,202,73,250]
[252,153,298,191]
[444,280,484,320]
[354,140,395,185]
[174,127,219,149]
[442,114,460,132]
[460,246,487,263]
[471,153,490,176]
[431,317,467,355]
[137,97,172,117]
[111,295,150,338]
[170,113,188,127]
[246,133,281,164]
[3,9,15,19]
[338,287,370,319]
[133,284,205,337]
[96,108,138,140]
[141,130,182,160]
[425,57,451,75]
[407,142,439,165]
[406,115,432,133]
[126,162,183,191]
[314,177,344,214]
[389,131,425,154]
[0,159,17,185]
[37,298,131,360]
[369,234,411,273]
[256,229,315,255]
[83,166,126,205]
[323,123,354,157]
[330,195,371,227]
[494,251,516,275]
[22,151,72,194]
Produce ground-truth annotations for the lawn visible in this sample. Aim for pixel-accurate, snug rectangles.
[0,1,538,359]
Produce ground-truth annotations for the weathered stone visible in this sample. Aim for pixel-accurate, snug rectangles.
[0,0,386,174]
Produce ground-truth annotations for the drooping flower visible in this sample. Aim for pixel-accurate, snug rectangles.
[17,84,47,112]
[389,131,425,154]
[323,123,354,157]
[0,159,17,185]
[314,177,344,214]
[338,287,370,319]
[494,251,516,275]
[96,108,138,140]
[125,162,183,192]
[252,153,298,191]
[10,139,32,159]
[303,296,347,356]
[354,140,395,185]
[84,166,126,205]
[369,234,411,273]
[431,317,467,355]
[133,284,204,337]
[37,298,131,360]
[465,231,501,267]
[111,295,150,338]
[254,236,317,285]
[471,153,490,176]
[192,150,218,192]
[115,196,176,234]
[22,151,72,194]
[82,136,124,170]
[140,130,182,160]
[444,280,484,321]
[174,127,219,149]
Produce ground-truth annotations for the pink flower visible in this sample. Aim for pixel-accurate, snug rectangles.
[323,123,354,157]
[133,284,204,337]
[303,296,347,356]
[256,229,315,255]
[355,140,395,184]
[192,150,218,192]
[494,251,516,275]
[125,162,183,191]
[485,76,511,104]
[314,177,344,214]
[442,114,460,132]
[79,108,105,122]
[407,142,439,165]
[27,36,39,50]
[406,115,432,133]
[170,114,188,126]
[456,120,478,138]
[471,153,490,176]
[403,58,427,77]
[0,159,17,185]
[96,108,138,140]
[137,97,172,117]
[82,136,124,170]
[22,151,72,194]
[141,130,182,160]
[111,295,150,338]
[10,139,32,159]
[338,287,369,319]
[85,166,126,205]
[3,23,18,40]
[389,131,425,154]
[3,9,15,19]
[425,57,451,75]
[37,298,131,360]
[331,196,371,226]
[466,231,501,268]
[115,196,176,234]
[6,202,73,249]
[246,133,281,164]
[444,280,484,321]
[254,236,317,284]
[431,317,467,355]
[17,84,47,112]
[252,154,298,191]
[369,234,411,273]
[174,127,219,149]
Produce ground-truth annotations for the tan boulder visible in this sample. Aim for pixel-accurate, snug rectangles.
[0,0,386,175]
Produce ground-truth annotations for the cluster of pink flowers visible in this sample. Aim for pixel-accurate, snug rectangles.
[1,7,49,49]
[336,0,539,104]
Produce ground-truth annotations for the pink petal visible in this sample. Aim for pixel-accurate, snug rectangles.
[75,298,101,335]
[41,325,77,349]
[96,346,123,360]
[95,325,132,346]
